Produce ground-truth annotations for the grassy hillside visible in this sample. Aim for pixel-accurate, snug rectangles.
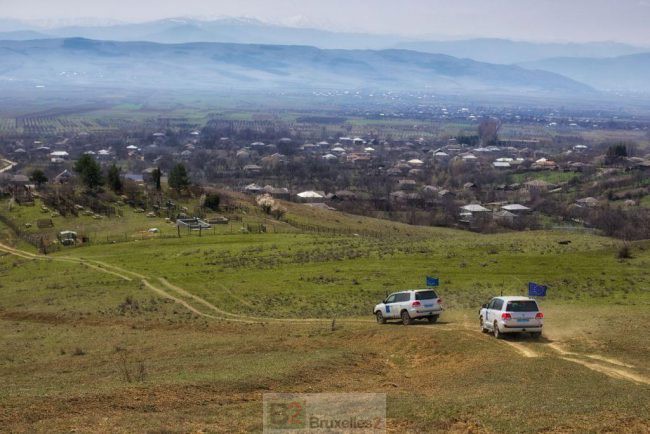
[1,202,649,432]
[58,230,650,318]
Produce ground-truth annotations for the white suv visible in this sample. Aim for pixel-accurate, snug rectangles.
[479,296,544,339]
[374,290,443,325]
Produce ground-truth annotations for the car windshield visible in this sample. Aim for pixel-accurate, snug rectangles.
[415,290,438,300]
[506,300,539,312]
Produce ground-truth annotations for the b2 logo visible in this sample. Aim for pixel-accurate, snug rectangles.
[267,400,307,429]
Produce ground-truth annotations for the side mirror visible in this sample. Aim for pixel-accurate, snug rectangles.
[482,303,488,309]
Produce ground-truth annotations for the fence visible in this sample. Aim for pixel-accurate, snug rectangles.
[0,212,61,253]
[283,218,386,238]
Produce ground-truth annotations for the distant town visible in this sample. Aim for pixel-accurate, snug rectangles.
[1,102,649,242]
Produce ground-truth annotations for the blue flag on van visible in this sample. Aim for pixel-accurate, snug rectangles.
[426,277,439,287]
[528,282,547,297]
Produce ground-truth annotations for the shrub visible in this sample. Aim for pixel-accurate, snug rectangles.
[29,169,48,186]
[204,193,220,211]
[118,352,147,383]
[618,244,632,259]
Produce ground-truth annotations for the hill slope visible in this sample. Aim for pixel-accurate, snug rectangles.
[521,53,650,93]
[0,38,594,96]
[395,38,647,64]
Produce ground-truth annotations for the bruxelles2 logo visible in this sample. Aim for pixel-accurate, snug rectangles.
[264,393,386,432]
[266,399,307,429]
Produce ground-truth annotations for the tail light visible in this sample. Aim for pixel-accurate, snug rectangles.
[501,313,512,320]
[411,301,421,307]
[536,312,544,319]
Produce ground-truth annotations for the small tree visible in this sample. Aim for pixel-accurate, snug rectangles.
[107,164,123,193]
[168,163,189,193]
[605,144,628,165]
[152,167,162,191]
[257,194,286,220]
[74,154,103,190]
[29,169,48,187]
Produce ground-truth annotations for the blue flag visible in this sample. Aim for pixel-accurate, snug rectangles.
[528,282,547,297]
[426,277,439,287]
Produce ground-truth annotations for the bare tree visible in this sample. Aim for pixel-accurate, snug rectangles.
[478,117,501,146]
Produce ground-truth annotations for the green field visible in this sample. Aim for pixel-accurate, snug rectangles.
[1,202,649,432]
[510,171,580,184]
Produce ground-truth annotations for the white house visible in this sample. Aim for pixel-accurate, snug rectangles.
[50,151,69,159]
[297,190,325,203]
[460,204,490,213]
[244,183,263,194]
[501,204,531,213]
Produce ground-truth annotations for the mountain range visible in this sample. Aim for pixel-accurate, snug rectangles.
[1,17,649,96]
[0,17,647,64]
[0,38,594,96]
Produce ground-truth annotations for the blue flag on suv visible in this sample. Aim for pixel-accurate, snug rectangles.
[426,277,439,287]
[528,282,548,297]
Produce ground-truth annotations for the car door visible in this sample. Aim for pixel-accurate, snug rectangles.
[383,294,398,319]
[484,298,497,328]
[489,299,504,327]
[394,292,410,317]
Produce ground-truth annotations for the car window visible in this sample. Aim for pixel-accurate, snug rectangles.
[395,293,410,302]
[506,300,539,312]
[416,291,438,300]
[487,299,496,309]
[385,294,396,304]
[493,299,504,310]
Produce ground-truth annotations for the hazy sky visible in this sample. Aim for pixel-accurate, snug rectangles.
[2,0,650,44]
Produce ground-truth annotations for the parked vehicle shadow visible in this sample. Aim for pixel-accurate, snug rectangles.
[384,320,452,326]
[500,332,552,344]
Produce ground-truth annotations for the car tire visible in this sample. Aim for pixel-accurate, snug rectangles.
[401,310,412,326]
[427,315,438,324]
[530,331,541,339]
[480,317,488,333]
[493,321,503,339]
[376,311,386,324]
